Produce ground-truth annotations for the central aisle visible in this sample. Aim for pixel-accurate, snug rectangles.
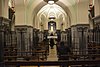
[47,45,58,61]
[44,45,59,67]
[21,45,59,67]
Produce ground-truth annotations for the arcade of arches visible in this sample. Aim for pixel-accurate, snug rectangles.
[0,0,100,67]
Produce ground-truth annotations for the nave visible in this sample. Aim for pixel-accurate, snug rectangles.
[1,0,100,67]
[1,13,100,67]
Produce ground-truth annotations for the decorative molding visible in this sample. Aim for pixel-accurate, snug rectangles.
[0,17,11,22]
[93,15,100,24]
[44,30,48,32]
[56,29,60,31]
[61,31,66,33]
[77,27,88,32]
[0,17,11,26]
[71,24,89,28]
[0,17,11,31]
[15,25,33,28]
[44,0,58,3]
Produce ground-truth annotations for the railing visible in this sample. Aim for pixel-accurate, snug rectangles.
[71,48,100,60]
[5,60,100,67]
[1,30,100,67]
[4,50,48,61]
[4,48,100,60]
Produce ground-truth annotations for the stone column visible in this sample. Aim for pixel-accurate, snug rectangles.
[0,0,10,66]
[76,0,89,24]
[77,26,88,54]
[15,0,26,25]
[66,28,72,48]
[94,0,100,17]
[0,17,10,67]
[15,25,33,56]
[0,0,9,18]
[71,24,89,55]
[0,0,3,16]
[0,18,4,67]
[71,25,77,49]
[56,30,61,42]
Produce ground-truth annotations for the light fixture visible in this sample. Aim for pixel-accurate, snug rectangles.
[48,0,54,5]
[44,0,59,4]
[50,19,54,20]
[51,23,53,25]
[50,15,55,17]
[49,16,55,19]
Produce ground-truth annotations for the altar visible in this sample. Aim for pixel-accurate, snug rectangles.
[47,36,57,39]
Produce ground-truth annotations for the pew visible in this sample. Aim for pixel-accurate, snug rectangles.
[4,50,47,61]
[5,60,100,67]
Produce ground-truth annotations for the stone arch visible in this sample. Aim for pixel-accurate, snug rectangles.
[56,1,72,27]
[31,1,73,28]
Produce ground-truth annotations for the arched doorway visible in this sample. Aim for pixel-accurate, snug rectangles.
[48,21,56,34]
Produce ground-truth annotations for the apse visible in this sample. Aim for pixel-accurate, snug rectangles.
[36,3,68,31]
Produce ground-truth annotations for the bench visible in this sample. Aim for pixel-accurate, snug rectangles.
[4,50,47,61]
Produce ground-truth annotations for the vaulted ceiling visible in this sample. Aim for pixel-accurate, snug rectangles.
[37,4,67,22]
[14,0,90,29]
[25,0,77,26]
[15,0,79,25]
